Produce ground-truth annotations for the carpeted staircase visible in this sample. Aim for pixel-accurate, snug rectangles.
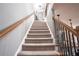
[17,20,60,56]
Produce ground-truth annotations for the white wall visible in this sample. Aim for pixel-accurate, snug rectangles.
[0,3,34,31]
[54,3,79,28]
[0,3,34,56]
[46,4,55,36]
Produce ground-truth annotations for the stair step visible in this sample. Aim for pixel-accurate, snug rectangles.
[27,33,51,35]
[22,43,59,46]
[32,22,46,24]
[27,33,51,38]
[22,43,58,51]
[29,30,50,33]
[25,38,53,43]
[17,51,60,56]
[32,25,47,27]
[30,28,49,30]
[32,25,47,26]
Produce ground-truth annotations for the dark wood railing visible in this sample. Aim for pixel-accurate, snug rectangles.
[0,13,33,38]
[53,15,79,56]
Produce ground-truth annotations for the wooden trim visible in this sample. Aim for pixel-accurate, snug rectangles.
[0,13,33,38]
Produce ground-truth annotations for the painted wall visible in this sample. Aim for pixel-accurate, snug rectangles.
[0,3,34,56]
[46,3,56,43]
[0,3,34,31]
[53,3,79,28]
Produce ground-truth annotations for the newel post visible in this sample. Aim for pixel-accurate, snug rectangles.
[57,14,60,21]
[69,19,73,28]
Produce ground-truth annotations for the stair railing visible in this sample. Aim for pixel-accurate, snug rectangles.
[53,14,79,56]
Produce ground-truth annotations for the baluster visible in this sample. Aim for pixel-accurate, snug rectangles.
[62,26,66,55]
[65,29,71,55]
[61,26,67,56]
[72,34,77,55]
[68,31,73,56]
[75,36,79,56]
[76,26,79,47]
[77,36,79,47]
[56,20,59,44]
[63,28,68,56]
[64,39,68,56]
[61,26,66,55]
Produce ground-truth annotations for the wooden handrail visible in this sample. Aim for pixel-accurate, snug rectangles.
[53,17,79,36]
[0,13,33,38]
